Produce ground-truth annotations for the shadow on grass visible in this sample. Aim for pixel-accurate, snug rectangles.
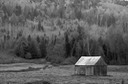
[25,81,51,84]
[71,74,113,80]
[72,74,113,77]
[0,67,41,72]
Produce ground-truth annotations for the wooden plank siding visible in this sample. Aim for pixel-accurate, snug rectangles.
[85,66,94,75]
[75,65,107,76]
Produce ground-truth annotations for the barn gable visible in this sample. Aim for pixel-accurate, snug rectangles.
[95,57,107,65]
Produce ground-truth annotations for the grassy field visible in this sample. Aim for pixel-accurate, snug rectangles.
[0,63,128,84]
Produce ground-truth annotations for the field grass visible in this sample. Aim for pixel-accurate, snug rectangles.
[108,65,128,72]
[0,63,128,84]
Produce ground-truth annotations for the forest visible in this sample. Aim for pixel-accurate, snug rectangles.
[0,0,128,65]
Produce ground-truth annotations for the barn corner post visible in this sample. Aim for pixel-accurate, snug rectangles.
[85,66,86,76]
[74,65,77,75]
[121,79,124,84]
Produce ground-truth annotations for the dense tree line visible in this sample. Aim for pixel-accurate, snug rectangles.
[0,0,128,64]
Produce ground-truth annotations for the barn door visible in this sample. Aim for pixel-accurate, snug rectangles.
[90,67,94,75]
[85,66,93,75]
[89,66,93,75]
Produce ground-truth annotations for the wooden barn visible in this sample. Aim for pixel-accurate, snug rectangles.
[75,56,107,76]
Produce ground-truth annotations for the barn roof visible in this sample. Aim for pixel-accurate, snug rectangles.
[75,56,107,66]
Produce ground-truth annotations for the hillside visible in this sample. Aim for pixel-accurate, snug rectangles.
[0,0,128,65]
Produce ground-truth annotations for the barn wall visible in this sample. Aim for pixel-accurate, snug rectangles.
[94,65,107,76]
[102,66,107,75]
[75,65,85,75]
[75,65,107,76]
[75,65,94,75]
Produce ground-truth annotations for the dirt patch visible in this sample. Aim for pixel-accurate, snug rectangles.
[0,67,41,72]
